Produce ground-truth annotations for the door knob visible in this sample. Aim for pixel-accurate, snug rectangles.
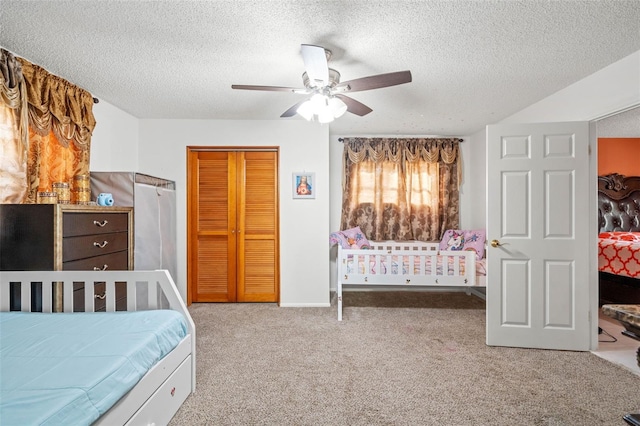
[490,239,502,248]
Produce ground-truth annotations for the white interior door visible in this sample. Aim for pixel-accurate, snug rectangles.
[486,121,596,351]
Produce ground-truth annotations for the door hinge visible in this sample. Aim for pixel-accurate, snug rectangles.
[588,145,592,156]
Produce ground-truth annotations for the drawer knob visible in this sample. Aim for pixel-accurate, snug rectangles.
[93,264,109,271]
[93,240,108,249]
[93,220,109,227]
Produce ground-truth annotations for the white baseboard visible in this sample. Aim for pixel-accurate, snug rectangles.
[279,303,331,308]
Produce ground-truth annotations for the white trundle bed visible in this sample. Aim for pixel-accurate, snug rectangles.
[0,269,195,425]
[336,241,486,320]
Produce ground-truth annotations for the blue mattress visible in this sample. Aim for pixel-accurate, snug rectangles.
[0,310,187,426]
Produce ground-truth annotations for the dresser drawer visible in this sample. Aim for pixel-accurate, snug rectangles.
[63,251,129,271]
[72,281,127,312]
[63,212,129,237]
[62,232,129,262]
[124,355,192,426]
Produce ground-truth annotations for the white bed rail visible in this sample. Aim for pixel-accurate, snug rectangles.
[336,241,479,320]
[368,241,441,252]
[0,269,196,392]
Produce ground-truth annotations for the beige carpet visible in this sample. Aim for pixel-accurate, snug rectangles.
[170,291,639,425]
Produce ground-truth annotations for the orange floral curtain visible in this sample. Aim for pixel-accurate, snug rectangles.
[340,138,461,241]
[17,57,96,203]
[0,48,29,203]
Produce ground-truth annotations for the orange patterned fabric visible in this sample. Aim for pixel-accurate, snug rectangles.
[27,128,88,201]
[598,232,640,278]
[599,231,640,242]
[15,57,94,203]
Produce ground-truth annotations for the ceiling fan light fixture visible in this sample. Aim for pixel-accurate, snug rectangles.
[310,93,327,109]
[328,96,347,118]
[296,93,347,123]
[296,99,315,121]
[317,108,335,124]
[297,93,326,120]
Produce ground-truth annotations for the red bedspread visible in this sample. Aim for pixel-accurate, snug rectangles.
[598,232,640,278]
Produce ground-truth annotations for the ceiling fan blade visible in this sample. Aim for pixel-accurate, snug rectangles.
[231,84,302,92]
[336,70,412,93]
[335,94,373,116]
[301,44,329,87]
[280,99,307,118]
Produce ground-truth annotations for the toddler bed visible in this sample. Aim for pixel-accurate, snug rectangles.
[331,228,486,321]
[0,269,195,426]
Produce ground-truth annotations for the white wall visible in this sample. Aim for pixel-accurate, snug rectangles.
[89,100,139,171]
[89,103,331,305]
[136,119,330,306]
[328,136,344,292]
[459,131,486,231]
[501,50,640,125]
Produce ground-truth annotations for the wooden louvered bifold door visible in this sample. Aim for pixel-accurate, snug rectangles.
[237,152,279,302]
[188,150,279,303]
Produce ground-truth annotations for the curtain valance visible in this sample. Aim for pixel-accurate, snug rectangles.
[342,137,460,164]
[0,49,29,203]
[17,58,96,150]
[1,48,24,109]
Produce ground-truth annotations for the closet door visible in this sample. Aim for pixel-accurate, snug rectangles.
[190,151,238,302]
[237,151,279,302]
[188,149,279,303]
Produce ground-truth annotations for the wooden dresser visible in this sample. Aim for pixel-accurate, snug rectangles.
[0,204,133,311]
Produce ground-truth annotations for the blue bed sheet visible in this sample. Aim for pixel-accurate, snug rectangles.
[0,310,187,426]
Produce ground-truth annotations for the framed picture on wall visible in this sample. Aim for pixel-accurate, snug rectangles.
[292,172,315,199]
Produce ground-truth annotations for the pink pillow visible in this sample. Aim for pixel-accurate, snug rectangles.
[439,229,486,260]
[329,226,371,249]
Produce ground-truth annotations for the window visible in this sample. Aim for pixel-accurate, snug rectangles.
[340,138,461,241]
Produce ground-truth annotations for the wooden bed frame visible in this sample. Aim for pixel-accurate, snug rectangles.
[336,241,485,320]
[0,269,195,425]
[598,173,640,305]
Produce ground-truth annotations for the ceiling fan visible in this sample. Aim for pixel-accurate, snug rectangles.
[231,44,412,123]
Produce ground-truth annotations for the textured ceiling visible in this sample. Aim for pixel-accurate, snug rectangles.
[1,1,639,136]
